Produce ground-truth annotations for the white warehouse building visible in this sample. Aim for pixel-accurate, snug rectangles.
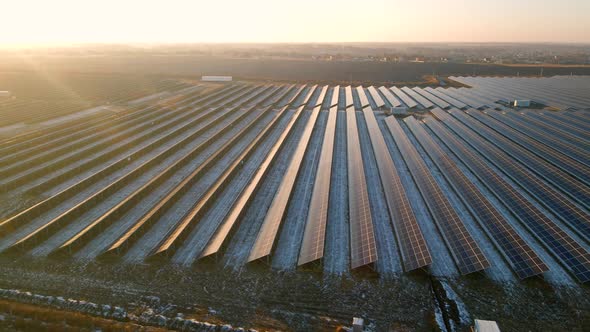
[201,76,232,82]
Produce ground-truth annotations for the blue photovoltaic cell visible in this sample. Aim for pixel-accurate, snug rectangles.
[356,86,370,108]
[367,86,386,108]
[484,111,589,168]
[447,109,590,212]
[465,110,590,186]
[401,86,433,108]
[345,86,354,107]
[426,112,590,283]
[390,86,418,108]
[363,108,431,271]
[385,116,489,275]
[346,106,378,269]
[378,86,402,107]
[406,116,547,279]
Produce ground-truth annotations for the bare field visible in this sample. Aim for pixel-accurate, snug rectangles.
[3,55,590,86]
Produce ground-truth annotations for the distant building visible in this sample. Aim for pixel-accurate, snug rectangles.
[201,76,232,82]
[514,99,531,108]
[0,91,11,98]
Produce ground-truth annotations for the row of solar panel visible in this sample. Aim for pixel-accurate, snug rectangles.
[428,108,590,283]
[247,85,589,283]
[450,76,590,111]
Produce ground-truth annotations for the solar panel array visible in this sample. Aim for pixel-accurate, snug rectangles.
[426,112,590,283]
[362,108,432,271]
[385,116,490,275]
[509,111,590,146]
[346,106,378,269]
[484,111,589,167]
[425,87,467,109]
[367,86,386,108]
[248,86,324,262]
[1,76,589,284]
[405,116,548,279]
[390,86,418,108]
[330,86,340,108]
[299,102,337,266]
[412,87,450,109]
[450,76,590,110]
[531,112,590,142]
[344,86,354,107]
[433,109,590,243]
[447,110,590,221]
[356,86,370,108]
[401,87,434,109]
[378,86,402,107]
[199,85,311,259]
[466,110,590,186]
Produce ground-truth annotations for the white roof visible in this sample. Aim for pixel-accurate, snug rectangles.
[475,319,501,332]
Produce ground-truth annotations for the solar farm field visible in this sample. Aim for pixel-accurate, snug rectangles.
[0,76,589,331]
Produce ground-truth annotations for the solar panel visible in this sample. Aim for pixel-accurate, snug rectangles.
[346,106,377,269]
[412,87,450,109]
[390,86,418,108]
[484,111,589,168]
[558,111,590,125]
[432,109,590,242]
[362,108,431,271]
[406,116,547,279]
[452,76,590,110]
[448,88,493,110]
[385,116,490,275]
[508,111,590,146]
[199,90,311,259]
[401,87,434,109]
[378,86,402,107]
[535,112,590,141]
[330,86,340,108]
[465,110,590,186]
[248,101,323,262]
[447,109,590,211]
[425,87,468,109]
[298,105,337,266]
[356,86,370,108]
[367,86,386,108]
[345,86,354,107]
[312,86,329,109]
[434,88,478,109]
[425,114,590,283]
[456,88,506,110]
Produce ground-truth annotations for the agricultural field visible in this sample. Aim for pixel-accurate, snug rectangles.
[0,76,589,331]
[0,71,195,127]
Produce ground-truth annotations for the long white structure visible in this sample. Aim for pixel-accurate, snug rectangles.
[201,76,232,82]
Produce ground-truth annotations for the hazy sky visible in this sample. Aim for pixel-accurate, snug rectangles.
[1,0,589,45]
